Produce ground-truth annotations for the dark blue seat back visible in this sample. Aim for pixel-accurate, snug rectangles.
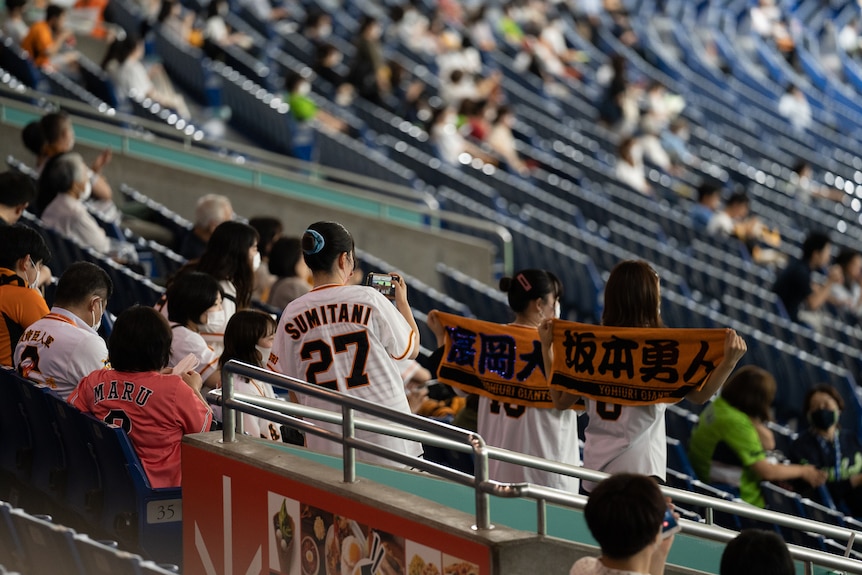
[9,509,85,575]
[14,380,66,501]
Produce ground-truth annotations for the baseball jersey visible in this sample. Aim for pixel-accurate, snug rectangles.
[581,399,667,493]
[268,284,421,465]
[168,324,220,383]
[478,396,581,492]
[68,369,212,488]
[0,268,50,366]
[14,307,109,398]
[688,396,766,507]
[156,279,236,356]
[235,376,283,441]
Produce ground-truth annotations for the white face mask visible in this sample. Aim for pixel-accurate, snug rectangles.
[203,308,226,332]
[252,251,262,271]
[80,178,92,202]
[91,298,103,331]
[255,345,272,366]
[318,23,331,38]
[297,82,311,96]
[26,258,40,290]
[554,301,561,319]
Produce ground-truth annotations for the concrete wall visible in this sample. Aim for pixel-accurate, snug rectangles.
[0,123,496,289]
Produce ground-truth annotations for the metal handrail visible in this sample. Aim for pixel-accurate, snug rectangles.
[217,361,862,574]
[0,89,515,275]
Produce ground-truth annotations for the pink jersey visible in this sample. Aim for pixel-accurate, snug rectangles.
[68,369,212,488]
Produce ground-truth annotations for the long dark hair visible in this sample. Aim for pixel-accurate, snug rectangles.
[195,221,258,309]
[498,269,561,314]
[220,310,276,368]
[602,260,663,328]
[720,366,776,422]
[166,271,222,326]
[109,306,172,372]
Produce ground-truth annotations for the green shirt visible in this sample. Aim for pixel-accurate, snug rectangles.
[688,396,767,507]
[288,93,317,122]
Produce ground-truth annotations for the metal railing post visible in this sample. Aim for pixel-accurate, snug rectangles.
[537,499,547,536]
[343,405,356,484]
[221,370,236,443]
[471,434,492,530]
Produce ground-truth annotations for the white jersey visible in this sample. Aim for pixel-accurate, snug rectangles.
[157,279,236,357]
[235,376,283,441]
[168,324,220,383]
[582,399,667,492]
[14,307,108,398]
[268,284,420,465]
[478,396,581,492]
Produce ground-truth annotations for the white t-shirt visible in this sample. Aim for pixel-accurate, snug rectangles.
[14,307,108,398]
[582,399,667,492]
[205,16,229,42]
[269,284,420,465]
[42,193,111,254]
[570,557,648,575]
[235,376,283,440]
[168,324,220,383]
[113,59,153,98]
[706,211,734,236]
[478,396,581,492]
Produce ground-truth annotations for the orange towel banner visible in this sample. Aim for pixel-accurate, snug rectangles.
[436,312,563,409]
[549,319,726,406]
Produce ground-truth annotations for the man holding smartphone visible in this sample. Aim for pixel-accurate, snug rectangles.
[570,473,678,575]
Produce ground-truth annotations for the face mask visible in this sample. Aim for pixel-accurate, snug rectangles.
[203,309,226,332]
[255,345,272,366]
[809,409,839,431]
[91,298,103,331]
[554,301,561,319]
[318,23,331,37]
[252,251,262,271]
[297,82,311,96]
[26,258,40,290]
[80,178,92,202]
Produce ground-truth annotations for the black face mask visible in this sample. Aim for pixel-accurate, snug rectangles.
[809,409,839,431]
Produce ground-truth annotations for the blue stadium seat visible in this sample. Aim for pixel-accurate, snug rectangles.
[0,369,32,493]
[13,380,66,504]
[436,263,511,324]
[9,509,85,575]
[0,501,23,572]
[666,437,697,478]
[761,482,827,550]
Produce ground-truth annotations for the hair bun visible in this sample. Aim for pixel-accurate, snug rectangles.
[498,276,512,292]
[303,229,325,255]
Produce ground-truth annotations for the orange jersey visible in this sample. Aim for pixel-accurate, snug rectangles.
[0,267,49,366]
[21,21,54,68]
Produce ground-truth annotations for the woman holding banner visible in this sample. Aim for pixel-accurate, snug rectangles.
[428,269,582,492]
[543,260,747,492]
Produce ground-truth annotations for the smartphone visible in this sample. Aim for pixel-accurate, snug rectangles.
[661,506,681,539]
[365,272,398,299]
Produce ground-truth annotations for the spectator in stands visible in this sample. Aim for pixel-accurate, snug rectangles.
[282,72,347,134]
[773,231,840,323]
[428,106,494,167]
[660,118,696,170]
[778,85,812,132]
[614,136,651,196]
[788,160,844,204]
[236,0,289,26]
[249,216,282,302]
[220,310,283,440]
[14,262,111,398]
[0,224,51,366]
[706,192,758,239]
[839,18,861,58]
[789,384,862,516]
[156,0,197,46]
[164,271,223,391]
[548,261,747,493]
[302,10,332,46]
[348,16,389,104]
[720,530,794,575]
[39,152,111,254]
[427,268,580,492]
[314,43,348,91]
[467,5,496,52]
[568,473,675,575]
[268,221,421,465]
[267,237,311,309]
[21,4,77,71]
[68,306,212,488]
[487,106,530,176]
[2,0,29,44]
[688,366,826,507]
[178,193,233,260]
[0,171,37,226]
[830,249,862,315]
[203,0,252,49]
[23,111,113,207]
[750,0,782,38]
[690,182,722,232]
[181,220,259,354]
[101,34,191,118]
